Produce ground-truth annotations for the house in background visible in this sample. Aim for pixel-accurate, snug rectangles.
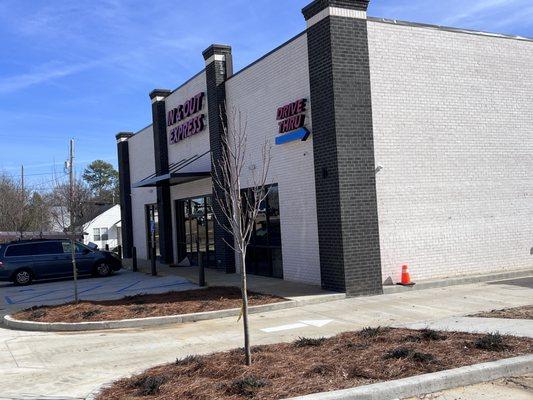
[83,205,121,250]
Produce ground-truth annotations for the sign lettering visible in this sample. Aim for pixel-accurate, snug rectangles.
[167,92,206,144]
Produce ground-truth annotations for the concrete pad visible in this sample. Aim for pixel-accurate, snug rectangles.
[0,271,198,317]
[0,277,531,399]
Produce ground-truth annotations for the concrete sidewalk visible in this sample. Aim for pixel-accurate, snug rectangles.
[405,375,533,399]
[0,276,531,399]
[130,259,343,300]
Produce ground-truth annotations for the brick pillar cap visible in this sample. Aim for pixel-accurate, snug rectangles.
[202,44,232,61]
[149,89,172,100]
[116,132,134,142]
[303,0,370,20]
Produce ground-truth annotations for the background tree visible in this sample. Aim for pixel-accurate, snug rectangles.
[212,106,272,366]
[82,160,119,204]
[47,177,97,303]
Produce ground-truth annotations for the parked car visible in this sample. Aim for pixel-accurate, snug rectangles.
[0,239,122,285]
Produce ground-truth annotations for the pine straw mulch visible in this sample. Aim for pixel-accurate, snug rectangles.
[97,328,533,400]
[471,305,533,320]
[13,287,285,323]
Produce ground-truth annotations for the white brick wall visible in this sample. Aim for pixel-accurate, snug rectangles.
[165,72,211,173]
[128,125,157,259]
[226,33,321,285]
[368,21,533,283]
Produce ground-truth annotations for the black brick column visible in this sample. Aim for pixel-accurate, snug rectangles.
[303,0,383,296]
[203,44,235,273]
[116,132,134,258]
[149,89,174,265]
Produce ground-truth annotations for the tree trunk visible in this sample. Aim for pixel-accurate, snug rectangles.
[240,248,252,366]
[70,237,79,304]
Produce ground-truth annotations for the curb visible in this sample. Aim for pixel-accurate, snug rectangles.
[3,293,345,332]
[383,269,533,295]
[284,354,533,400]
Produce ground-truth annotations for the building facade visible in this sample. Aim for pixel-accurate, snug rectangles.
[117,0,533,296]
[82,205,122,250]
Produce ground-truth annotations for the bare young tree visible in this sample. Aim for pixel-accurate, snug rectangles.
[212,105,272,366]
[48,176,96,303]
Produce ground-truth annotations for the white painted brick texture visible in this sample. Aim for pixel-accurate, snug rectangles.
[226,34,321,285]
[128,125,157,260]
[368,21,533,283]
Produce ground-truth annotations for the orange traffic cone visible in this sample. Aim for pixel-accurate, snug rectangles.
[398,264,415,286]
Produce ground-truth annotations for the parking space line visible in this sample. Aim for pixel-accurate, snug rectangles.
[132,281,193,291]
[5,290,60,305]
[116,280,142,293]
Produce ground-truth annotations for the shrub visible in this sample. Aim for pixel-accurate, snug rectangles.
[81,310,102,319]
[474,333,507,351]
[359,326,388,338]
[411,352,436,363]
[306,363,334,376]
[175,355,203,366]
[128,375,167,396]
[228,376,268,397]
[384,347,412,359]
[294,337,326,347]
[30,309,47,319]
[420,329,447,341]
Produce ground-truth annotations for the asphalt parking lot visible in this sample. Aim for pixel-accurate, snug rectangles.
[0,270,198,317]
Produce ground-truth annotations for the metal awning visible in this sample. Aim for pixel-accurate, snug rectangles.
[132,151,211,188]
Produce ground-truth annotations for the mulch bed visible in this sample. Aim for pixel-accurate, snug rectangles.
[472,305,533,320]
[13,287,285,323]
[97,328,533,400]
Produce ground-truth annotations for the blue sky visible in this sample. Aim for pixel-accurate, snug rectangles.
[0,0,532,190]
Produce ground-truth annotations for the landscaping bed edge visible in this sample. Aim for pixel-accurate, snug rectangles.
[83,354,533,400]
[3,293,345,332]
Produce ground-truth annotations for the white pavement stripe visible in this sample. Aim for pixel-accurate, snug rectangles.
[261,323,308,333]
[261,320,334,332]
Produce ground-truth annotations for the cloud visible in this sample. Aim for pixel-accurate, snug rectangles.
[441,0,522,26]
[0,61,99,94]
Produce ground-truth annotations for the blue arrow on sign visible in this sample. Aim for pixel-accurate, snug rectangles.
[275,127,311,145]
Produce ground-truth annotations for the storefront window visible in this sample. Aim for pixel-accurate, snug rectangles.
[245,184,283,278]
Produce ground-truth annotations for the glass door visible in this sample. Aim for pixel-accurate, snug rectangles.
[175,196,216,267]
[145,204,160,259]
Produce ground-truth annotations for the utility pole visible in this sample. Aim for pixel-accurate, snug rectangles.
[68,139,79,303]
[19,164,24,239]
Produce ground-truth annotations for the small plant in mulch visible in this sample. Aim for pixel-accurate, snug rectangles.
[359,326,389,338]
[474,333,508,352]
[294,337,326,347]
[411,351,436,363]
[305,363,335,377]
[420,328,447,341]
[384,347,436,363]
[176,354,204,366]
[81,310,103,319]
[384,347,412,359]
[127,374,168,396]
[345,341,367,350]
[131,305,149,314]
[226,375,269,398]
[30,309,47,319]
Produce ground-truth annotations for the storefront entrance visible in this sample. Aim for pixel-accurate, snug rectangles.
[145,204,160,259]
[175,196,216,267]
[245,184,283,278]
